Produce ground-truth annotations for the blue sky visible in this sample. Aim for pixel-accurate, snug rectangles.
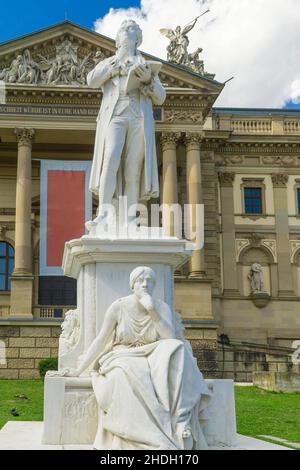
[0,0,298,109]
[0,0,140,43]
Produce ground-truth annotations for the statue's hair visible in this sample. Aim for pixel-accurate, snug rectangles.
[115,20,143,49]
[129,266,156,291]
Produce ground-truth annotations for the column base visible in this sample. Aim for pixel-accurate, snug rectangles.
[175,277,214,320]
[10,275,34,318]
[188,271,206,279]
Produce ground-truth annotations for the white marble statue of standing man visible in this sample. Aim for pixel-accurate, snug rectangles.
[87,20,166,222]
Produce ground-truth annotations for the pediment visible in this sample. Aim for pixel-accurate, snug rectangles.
[0,21,223,95]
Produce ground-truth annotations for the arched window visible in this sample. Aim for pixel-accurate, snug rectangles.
[0,242,14,291]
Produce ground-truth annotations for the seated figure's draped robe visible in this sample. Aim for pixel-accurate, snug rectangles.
[91,297,211,450]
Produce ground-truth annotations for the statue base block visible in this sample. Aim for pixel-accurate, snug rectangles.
[59,235,191,370]
[42,377,237,447]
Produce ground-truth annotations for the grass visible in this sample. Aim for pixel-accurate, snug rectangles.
[235,386,300,445]
[0,381,299,448]
[0,380,44,430]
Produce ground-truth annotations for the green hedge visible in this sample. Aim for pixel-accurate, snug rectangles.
[38,358,58,379]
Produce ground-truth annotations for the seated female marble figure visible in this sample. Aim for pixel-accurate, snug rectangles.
[66,266,210,450]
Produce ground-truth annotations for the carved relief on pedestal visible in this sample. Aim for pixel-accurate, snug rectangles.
[59,309,81,356]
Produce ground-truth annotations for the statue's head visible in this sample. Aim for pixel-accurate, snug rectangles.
[116,20,143,49]
[175,25,181,34]
[130,266,156,298]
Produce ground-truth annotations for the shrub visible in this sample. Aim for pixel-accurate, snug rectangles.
[38,357,58,379]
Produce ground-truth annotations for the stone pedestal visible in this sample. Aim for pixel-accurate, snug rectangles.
[59,235,191,370]
[43,376,237,447]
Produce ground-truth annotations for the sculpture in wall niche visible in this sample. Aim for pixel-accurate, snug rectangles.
[86,20,166,223]
[160,11,209,75]
[59,309,80,356]
[248,263,266,294]
[58,267,210,450]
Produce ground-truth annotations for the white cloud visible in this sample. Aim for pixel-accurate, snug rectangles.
[290,79,300,104]
[94,0,300,108]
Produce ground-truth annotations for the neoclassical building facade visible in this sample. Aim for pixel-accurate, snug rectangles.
[1,22,300,380]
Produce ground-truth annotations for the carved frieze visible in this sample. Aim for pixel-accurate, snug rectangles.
[0,41,105,87]
[164,109,202,124]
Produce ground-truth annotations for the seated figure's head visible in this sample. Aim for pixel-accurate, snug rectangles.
[130,266,156,298]
[116,20,143,49]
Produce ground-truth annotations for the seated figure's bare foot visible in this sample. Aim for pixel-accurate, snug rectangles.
[182,427,192,439]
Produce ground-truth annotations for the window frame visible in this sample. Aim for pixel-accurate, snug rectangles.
[294,180,300,215]
[0,242,14,292]
[241,178,266,218]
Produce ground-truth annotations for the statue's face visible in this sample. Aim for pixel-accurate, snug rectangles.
[118,23,140,46]
[133,272,155,298]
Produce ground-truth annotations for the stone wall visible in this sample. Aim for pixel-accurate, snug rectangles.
[0,325,60,379]
[1,324,299,382]
[217,342,300,382]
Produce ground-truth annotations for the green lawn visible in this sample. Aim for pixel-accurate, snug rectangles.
[0,381,299,447]
[235,386,300,445]
[0,380,44,430]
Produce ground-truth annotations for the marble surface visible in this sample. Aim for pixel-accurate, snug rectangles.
[0,422,290,450]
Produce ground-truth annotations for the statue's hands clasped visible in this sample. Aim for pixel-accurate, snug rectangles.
[134,64,152,84]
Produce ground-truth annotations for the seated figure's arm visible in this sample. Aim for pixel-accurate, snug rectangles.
[139,295,175,340]
[76,303,118,376]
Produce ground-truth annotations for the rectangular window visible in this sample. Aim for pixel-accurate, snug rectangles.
[297,188,300,214]
[244,187,263,214]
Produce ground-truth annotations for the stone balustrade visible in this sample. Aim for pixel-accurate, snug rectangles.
[213,113,300,135]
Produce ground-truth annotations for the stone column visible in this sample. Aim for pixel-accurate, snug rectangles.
[185,132,205,277]
[161,132,181,236]
[10,128,35,318]
[218,171,239,295]
[271,173,294,296]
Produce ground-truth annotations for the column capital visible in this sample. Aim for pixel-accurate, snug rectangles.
[184,132,202,151]
[218,171,235,187]
[271,173,289,188]
[15,128,35,148]
[160,132,181,151]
